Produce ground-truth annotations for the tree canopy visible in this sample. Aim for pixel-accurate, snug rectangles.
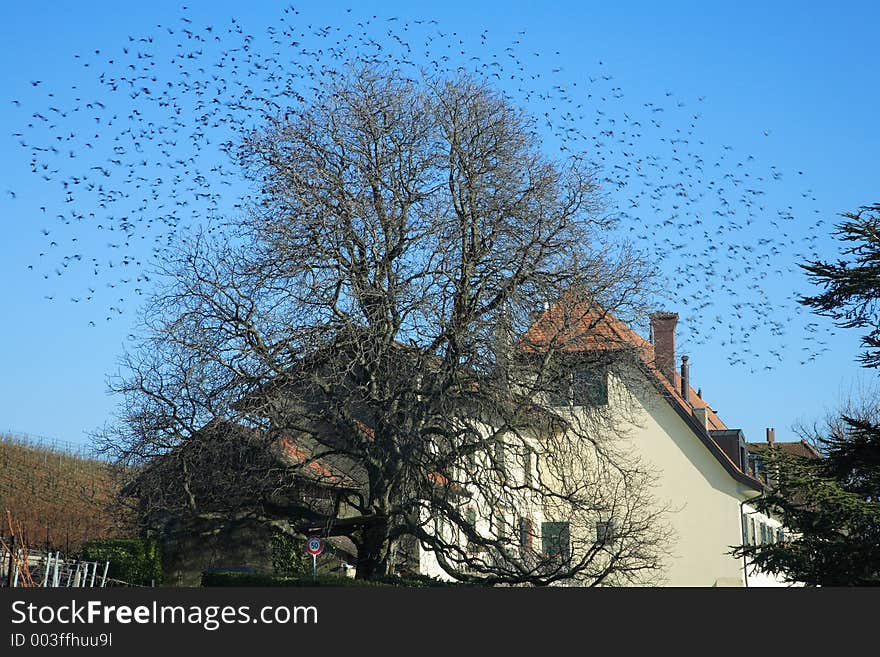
[104,65,670,585]
[801,203,880,368]
[735,414,880,586]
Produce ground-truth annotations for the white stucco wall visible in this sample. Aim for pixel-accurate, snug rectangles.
[413,364,770,587]
[612,368,756,586]
[415,432,546,582]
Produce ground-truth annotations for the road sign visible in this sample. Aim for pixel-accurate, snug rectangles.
[306,536,324,556]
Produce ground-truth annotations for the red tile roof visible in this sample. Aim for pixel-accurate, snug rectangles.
[521,300,653,354]
[275,436,360,488]
[521,301,725,429]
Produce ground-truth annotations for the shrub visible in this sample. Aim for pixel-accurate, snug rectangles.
[270,531,311,577]
[81,538,163,586]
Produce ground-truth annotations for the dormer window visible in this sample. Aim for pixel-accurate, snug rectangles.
[752,456,765,481]
[572,368,608,406]
[549,366,608,407]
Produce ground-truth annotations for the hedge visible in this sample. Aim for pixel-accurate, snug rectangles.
[81,538,163,586]
[201,571,466,587]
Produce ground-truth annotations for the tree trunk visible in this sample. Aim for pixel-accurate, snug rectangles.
[355,516,389,580]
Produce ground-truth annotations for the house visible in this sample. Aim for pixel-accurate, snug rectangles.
[124,420,361,585]
[737,428,820,587]
[131,301,795,587]
[509,303,778,586]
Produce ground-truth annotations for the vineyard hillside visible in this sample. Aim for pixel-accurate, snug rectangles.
[0,433,131,552]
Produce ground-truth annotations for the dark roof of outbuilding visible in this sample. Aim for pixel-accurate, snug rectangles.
[747,439,821,459]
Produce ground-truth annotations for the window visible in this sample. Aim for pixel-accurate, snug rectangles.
[776,528,785,543]
[519,517,534,551]
[759,522,767,544]
[548,373,570,407]
[596,520,615,544]
[748,517,756,546]
[548,366,609,407]
[752,457,764,479]
[541,522,570,566]
[572,367,608,406]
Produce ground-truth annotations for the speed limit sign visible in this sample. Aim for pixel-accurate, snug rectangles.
[306,536,325,556]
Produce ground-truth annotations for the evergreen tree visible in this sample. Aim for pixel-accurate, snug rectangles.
[736,415,880,586]
[735,203,880,585]
[801,203,880,368]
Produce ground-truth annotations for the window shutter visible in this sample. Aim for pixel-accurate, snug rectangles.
[519,518,533,550]
[596,520,615,544]
[464,448,477,472]
[541,522,570,564]
[466,508,478,551]
[494,441,506,475]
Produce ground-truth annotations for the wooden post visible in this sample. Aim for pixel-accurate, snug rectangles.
[5,535,16,588]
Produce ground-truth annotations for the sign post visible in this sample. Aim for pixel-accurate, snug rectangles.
[306,536,324,580]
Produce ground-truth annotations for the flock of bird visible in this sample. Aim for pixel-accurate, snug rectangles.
[5,5,832,369]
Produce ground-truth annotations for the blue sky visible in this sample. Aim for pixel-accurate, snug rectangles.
[1,1,877,448]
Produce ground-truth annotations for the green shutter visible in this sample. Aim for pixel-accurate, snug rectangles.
[519,518,534,550]
[541,521,570,563]
[466,508,478,551]
[494,441,506,474]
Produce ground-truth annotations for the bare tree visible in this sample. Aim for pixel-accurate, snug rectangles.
[103,65,670,585]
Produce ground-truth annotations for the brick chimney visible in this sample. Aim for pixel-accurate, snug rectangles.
[766,427,775,445]
[650,312,678,384]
